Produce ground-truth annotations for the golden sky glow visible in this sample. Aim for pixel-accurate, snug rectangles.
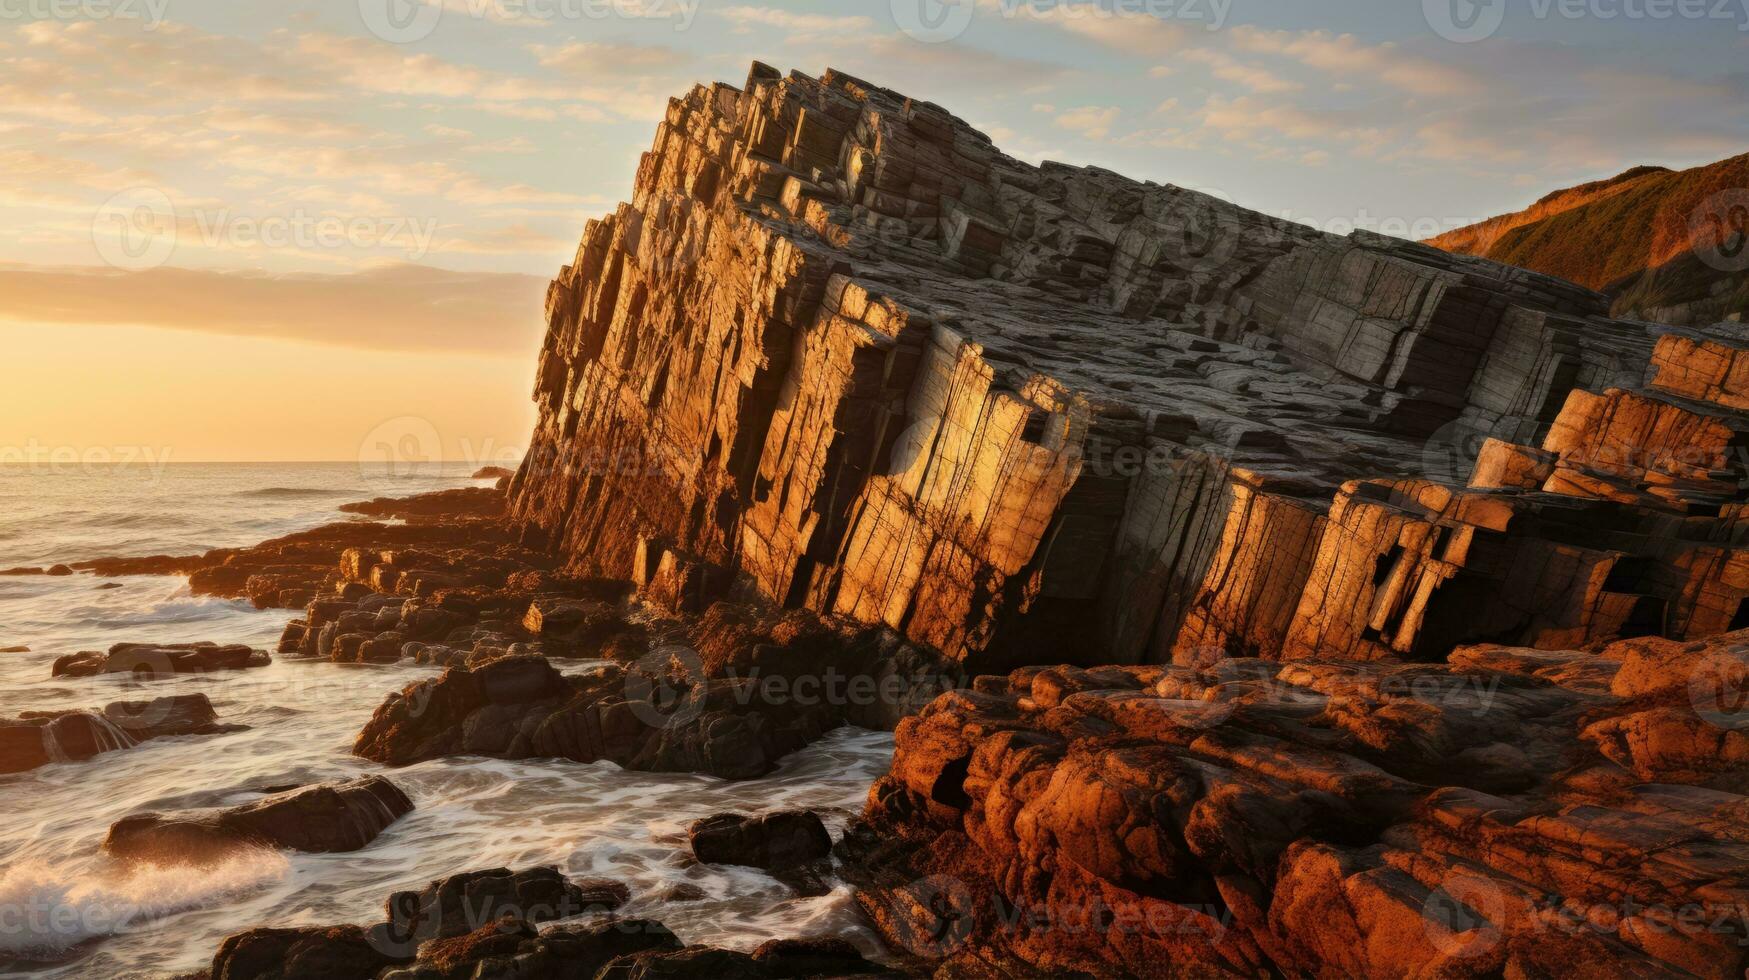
[0,321,535,463]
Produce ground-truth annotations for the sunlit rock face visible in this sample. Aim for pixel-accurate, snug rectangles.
[509,63,1749,672]
[841,634,1749,978]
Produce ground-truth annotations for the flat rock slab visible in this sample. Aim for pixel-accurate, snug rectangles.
[52,642,270,679]
[103,774,412,864]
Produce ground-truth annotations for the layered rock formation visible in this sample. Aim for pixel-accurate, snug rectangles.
[493,64,1749,977]
[76,487,515,609]
[508,64,1746,675]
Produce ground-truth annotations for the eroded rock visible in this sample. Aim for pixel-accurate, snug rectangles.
[840,633,1749,976]
[503,64,1740,673]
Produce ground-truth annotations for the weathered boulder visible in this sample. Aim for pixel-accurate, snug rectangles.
[104,775,412,864]
[688,811,832,871]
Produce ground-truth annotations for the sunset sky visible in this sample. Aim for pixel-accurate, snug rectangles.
[2,0,1745,461]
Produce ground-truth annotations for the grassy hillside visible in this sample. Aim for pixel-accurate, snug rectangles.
[1426,154,1748,324]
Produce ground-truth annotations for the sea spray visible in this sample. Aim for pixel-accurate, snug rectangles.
[0,851,289,961]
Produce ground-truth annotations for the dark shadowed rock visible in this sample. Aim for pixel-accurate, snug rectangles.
[104,775,412,864]
[598,940,895,980]
[340,487,505,522]
[688,811,832,871]
[380,866,626,952]
[210,925,405,980]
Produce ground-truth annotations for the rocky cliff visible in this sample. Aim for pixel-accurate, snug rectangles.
[509,63,1749,676]
[1428,153,1749,326]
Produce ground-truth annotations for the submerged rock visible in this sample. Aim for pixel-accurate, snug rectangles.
[689,810,836,898]
[0,694,241,774]
[688,811,832,871]
[104,775,412,864]
[52,642,270,679]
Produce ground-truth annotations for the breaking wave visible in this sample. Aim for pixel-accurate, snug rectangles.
[0,852,288,962]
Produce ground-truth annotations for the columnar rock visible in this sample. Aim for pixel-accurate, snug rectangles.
[509,64,1737,671]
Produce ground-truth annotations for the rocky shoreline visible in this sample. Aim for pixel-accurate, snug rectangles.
[11,62,1749,978]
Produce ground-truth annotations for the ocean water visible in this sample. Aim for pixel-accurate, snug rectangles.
[0,463,893,977]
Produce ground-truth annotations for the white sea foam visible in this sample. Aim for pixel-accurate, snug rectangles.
[0,852,289,961]
[0,463,896,976]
